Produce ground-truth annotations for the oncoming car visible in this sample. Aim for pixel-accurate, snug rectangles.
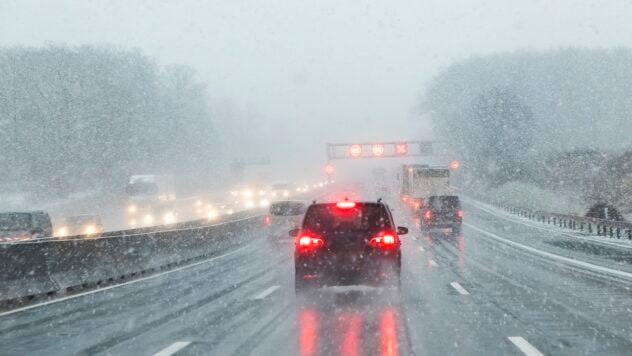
[55,215,104,237]
[291,199,408,292]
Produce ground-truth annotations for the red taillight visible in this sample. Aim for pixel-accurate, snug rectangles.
[423,210,433,220]
[456,210,464,218]
[368,231,398,248]
[264,215,271,225]
[297,234,324,250]
[336,201,356,209]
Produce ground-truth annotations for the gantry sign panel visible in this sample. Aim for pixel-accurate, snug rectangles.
[326,141,445,160]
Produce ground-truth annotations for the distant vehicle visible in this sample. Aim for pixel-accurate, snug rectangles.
[55,215,103,237]
[291,199,408,292]
[0,211,52,241]
[265,200,307,237]
[420,195,463,233]
[398,165,451,208]
[269,182,295,200]
[125,175,177,227]
[230,183,271,209]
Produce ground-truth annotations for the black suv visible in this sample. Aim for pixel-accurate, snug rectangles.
[419,195,463,233]
[291,200,408,291]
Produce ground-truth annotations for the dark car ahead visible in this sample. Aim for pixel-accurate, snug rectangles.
[0,211,53,241]
[291,200,408,292]
[420,195,463,233]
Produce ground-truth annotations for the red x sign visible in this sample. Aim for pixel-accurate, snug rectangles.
[395,143,408,155]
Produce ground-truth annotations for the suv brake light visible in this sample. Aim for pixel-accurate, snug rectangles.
[456,210,464,218]
[423,210,433,220]
[368,231,398,248]
[336,201,356,209]
[297,233,324,250]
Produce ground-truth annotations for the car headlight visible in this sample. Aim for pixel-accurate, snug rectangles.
[271,192,277,198]
[259,199,270,207]
[283,190,289,197]
[243,189,253,198]
[83,225,97,235]
[163,212,176,224]
[244,200,255,209]
[128,205,137,214]
[143,214,154,225]
[130,219,137,226]
[207,210,218,219]
[56,227,68,237]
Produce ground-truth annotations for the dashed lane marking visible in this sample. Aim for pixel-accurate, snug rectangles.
[153,341,192,356]
[508,336,544,356]
[450,282,470,295]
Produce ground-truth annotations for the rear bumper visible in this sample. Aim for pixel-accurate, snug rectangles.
[421,219,461,229]
[295,251,401,285]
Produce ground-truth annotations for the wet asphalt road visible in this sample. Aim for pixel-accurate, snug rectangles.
[2,197,632,356]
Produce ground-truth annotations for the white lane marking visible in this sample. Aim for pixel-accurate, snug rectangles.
[450,282,470,295]
[429,260,438,267]
[418,246,425,252]
[412,236,417,241]
[250,285,280,300]
[153,341,192,356]
[466,223,632,281]
[0,242,258,317]
[508,336,543,356]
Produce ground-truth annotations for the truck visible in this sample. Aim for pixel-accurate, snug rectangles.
[125,175,177,227]
[398,165,451,209]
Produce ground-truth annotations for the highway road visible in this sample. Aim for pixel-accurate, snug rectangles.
[2,189,632,355]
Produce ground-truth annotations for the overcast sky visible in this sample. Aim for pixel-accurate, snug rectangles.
[2,0,632,179]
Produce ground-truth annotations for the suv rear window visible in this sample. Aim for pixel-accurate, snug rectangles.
[302,203,392,232]
[428,196,460,210]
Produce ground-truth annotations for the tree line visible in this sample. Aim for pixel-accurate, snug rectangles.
[0,45,216,199]
[422,48,632,214]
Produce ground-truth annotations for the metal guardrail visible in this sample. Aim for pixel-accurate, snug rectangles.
[490,201,632,240]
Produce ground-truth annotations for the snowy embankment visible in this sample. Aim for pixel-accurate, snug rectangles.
[487,181,587,215]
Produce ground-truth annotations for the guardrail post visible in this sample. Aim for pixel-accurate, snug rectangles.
[616,228,621,239]
[588,223,592,233]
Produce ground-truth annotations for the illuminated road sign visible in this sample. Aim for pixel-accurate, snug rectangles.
[349,144,362,157]
[372,144,385,157]
[326,141,446,160]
